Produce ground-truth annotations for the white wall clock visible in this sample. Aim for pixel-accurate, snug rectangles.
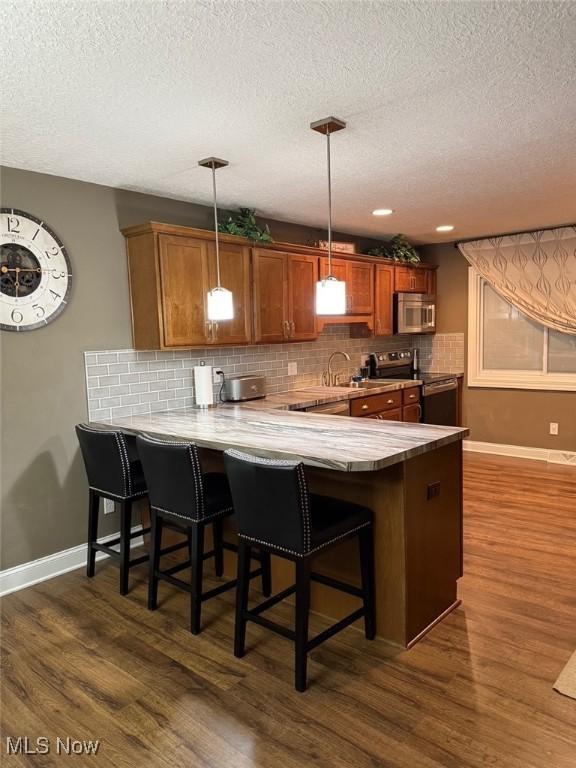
[1,208,72,331]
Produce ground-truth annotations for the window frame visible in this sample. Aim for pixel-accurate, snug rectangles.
[467,268,576,391]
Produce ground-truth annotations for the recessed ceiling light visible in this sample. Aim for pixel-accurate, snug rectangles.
[372,208,394,216]
[436,225,454,232]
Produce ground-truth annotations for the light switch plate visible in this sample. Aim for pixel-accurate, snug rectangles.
[288,362,298,376]
[104,499,115,515]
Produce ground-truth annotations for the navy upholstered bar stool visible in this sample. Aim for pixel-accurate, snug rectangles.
[223,449,376,692]
[75,424,151,595]
[136,434,271,635]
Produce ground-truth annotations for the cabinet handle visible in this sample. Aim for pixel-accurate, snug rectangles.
[409,393,416,399]
[205,320,213,342]
[387,399,394,404]
[290,321,295,337]
[361,404,369,410]
[417,404,422,420]
[282,320,288,338]
[213,321,219,341]
[376,318,381,334]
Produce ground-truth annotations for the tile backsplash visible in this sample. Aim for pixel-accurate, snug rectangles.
[84,328,464,421]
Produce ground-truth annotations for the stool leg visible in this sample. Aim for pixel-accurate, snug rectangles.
[148,510,162,610]
[260,550,272,597]
[189,524,204,635]
[212,518,224,578]
[87,490,99,578]
[359,525,376,640]
[295,558,311,692]
[234,541,252,658]
[119,501,132,596]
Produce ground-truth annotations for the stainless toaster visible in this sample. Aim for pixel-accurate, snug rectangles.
[222,374,266,402]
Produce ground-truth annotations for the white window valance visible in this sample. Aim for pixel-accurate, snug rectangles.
[458,225,576,335]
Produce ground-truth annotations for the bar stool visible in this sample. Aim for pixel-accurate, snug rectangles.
[75,423,151,595]
[223,449,376,692]
[136,434,271,635]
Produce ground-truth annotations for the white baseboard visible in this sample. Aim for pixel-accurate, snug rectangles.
[0,526,145,598]
[464,440,576,465]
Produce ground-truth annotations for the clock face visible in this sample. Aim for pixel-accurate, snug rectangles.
[1,209,72,331]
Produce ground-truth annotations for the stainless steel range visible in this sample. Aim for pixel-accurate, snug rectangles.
[368,349,459,426]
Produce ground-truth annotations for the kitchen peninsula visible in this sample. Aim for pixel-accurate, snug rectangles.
[91,405,468,647]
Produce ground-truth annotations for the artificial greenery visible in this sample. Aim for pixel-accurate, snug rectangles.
[365,234,420,263]
[218,208,273,243]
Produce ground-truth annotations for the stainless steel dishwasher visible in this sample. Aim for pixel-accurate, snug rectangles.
[422,378,459,426]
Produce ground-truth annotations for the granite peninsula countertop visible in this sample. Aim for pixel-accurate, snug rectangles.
[91,404,469,473]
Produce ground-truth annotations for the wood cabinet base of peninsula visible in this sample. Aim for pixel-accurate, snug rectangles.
[209,441,463,648]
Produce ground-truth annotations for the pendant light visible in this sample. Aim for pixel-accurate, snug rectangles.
[311,116,347,315]
[199,156,234,321]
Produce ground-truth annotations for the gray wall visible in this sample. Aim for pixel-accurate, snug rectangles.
[422,243,576,451]
[0,166,382,570]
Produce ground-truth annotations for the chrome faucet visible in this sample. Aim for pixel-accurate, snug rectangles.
[322,350,351,387]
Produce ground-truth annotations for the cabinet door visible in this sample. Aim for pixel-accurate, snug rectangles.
[158,235,210,347]
[320,257,373,314]
[347,261,374,314]
[374,264,394,336]
[253,250,288,343]
[413,269,429,293]
[207,242,252,345]
[395,266,428,294]
[319,256,347,283]
[375,408,403,421]
[403,404,421,423]
[288,254,318,341]
[394,266,414,292]
[426,267,437,296]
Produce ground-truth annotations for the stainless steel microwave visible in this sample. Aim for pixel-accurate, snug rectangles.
[394,293,436,334]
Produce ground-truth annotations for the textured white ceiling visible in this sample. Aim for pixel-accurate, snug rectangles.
[2,1,575,243]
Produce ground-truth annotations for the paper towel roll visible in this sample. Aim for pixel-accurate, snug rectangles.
[194,364,214,407]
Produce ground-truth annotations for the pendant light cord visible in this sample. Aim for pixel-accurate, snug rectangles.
[326,129,332,275]
[211,162,221,288]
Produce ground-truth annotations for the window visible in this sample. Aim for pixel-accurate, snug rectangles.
[468,269,576,391]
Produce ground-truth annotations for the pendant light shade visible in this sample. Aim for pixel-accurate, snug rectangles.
[316,276,346,315]
[199,156,234,321]
[207,285,234,320]
[311,117,347,316]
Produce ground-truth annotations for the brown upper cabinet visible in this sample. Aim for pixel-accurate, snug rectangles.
[253,249,318,342]
[374,264,394,336]
[394,264,435,295]
[320,257,374,314]
[125,226,251,349]
[123,222,437,349]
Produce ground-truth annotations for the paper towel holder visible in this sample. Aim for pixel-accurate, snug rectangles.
[193,361,217,410]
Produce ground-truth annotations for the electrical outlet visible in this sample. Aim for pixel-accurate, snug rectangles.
[288,362,298,376]
[549,422,559,435]
[213,368,224,383]
[104,498,115,515]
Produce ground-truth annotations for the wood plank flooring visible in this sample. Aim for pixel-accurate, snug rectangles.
[1,453,575,767]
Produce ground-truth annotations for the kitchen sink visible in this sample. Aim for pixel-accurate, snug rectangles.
[337,379,399,388]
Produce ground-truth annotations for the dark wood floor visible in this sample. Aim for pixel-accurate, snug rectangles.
[1,453,575,767]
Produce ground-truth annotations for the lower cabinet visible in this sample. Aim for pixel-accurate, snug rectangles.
[369,408,402,421]
[402,404,421,423]
[352,387,422,422]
